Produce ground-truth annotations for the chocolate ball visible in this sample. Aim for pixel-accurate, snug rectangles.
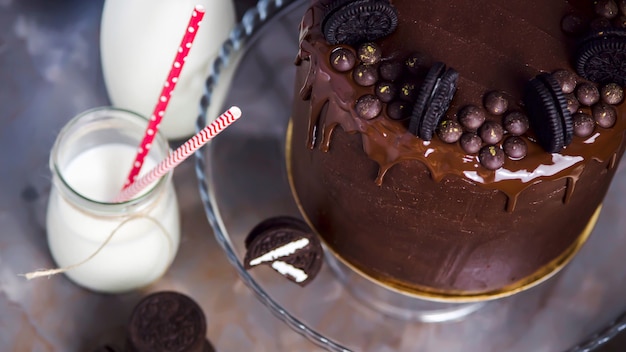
[593,102,618,128]
[576,82,600,106]
[601,83,624,105]
[573,112,595,137]
[379,60,403,81]
[565,93,580,115]
[330,47,356,72]
[386,100,410,120]
[460,132,483,154]
[437,120,463,143]
[484,91,509,115]
[405,52,427,75]
[479,145,505,170]
[353,64,378,86]
[503,136,528,160]
[458,105,486,131]
[595,0,619,19]
[561,14,586,35]
[357,42,382,65]
[502,111,530,136]
[375,81,397,103]
[398,81,418,102]
[552,70,577,94]
[478,120,505,144]
[356,95,382,120]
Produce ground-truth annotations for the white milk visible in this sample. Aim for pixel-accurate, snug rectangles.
[46,143,180,293]
[100,0,236,140]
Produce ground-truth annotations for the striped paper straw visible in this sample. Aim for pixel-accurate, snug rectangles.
[122,5,206,190]
[115,106,242,203]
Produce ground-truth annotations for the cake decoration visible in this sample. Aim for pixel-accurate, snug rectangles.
[478,145,505,170]
[322,0,399,45]
[408,62,459,140]
[244,216,323,287]
[353,63,379,86]
[575,28,626,86]
[357,42,382,64]
[329,47,356,72]
[356,94,383,119]
[289,0,626,299]
[523,73,574,153]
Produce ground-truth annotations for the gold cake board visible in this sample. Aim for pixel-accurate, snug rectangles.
[285,120,600,303]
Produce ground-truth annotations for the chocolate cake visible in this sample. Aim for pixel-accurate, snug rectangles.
[287,0,626,300]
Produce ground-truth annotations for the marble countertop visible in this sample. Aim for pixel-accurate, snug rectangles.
[1,0,625,351]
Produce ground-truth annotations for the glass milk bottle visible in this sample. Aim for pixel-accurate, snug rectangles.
[100,0,236,140]
[46,107,180,293]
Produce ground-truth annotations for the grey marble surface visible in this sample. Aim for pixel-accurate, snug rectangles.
[1,0,626,351]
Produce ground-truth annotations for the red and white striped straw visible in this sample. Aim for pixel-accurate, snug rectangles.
[115,106,242,203]
[122,5,206,190]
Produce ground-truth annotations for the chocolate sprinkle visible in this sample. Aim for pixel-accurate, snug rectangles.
[357,42,382,65]
[356,94,382,119]
[479,120,505,145]
[601,82,624,105]
[386,100,410,120]
[593,102,618,128]
[503,111,530,136]
[405,52,428,75]
[573,112,596,137]
[458,105,486,131]
[375,81,397,103]
[479,145,505,170]
[379,60,403,81]
[353,63,379,86]
[576,82,601,106]
[503,136,528,160]
[552,70,578,94]
[460,132,483,154]
[330,47,356,72]
[437,120,463,143]
[322,0,399,45]
[483,91,509,115]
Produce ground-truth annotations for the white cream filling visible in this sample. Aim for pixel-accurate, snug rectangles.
[271,261,308,283]
[249,238,310,266]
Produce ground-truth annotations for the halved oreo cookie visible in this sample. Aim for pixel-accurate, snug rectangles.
[244,216,323,287]
[409,62,459,140]
[523,73,573,153]
[322,0,398,45]
[575,28,626,86]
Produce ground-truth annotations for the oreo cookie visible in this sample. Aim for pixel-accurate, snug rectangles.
[575,28,626,86]
[244,216,323,287]
[523,73,573,153]
[127,292,213,352]
[409,62,459,140]
[322,0,398,45]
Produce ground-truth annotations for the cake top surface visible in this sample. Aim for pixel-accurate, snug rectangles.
[296,0,626,210]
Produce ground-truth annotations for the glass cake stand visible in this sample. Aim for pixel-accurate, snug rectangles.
[194,1,626,351]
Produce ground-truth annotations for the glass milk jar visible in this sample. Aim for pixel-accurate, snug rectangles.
[46,107,180,293]
[100,0,236,140]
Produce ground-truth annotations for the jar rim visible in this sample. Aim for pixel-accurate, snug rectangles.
[49,106,172,213]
